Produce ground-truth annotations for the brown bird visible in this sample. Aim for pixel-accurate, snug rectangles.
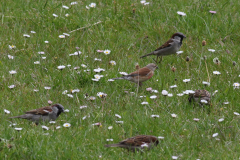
[112,63,158,86]
[140,32,186,63]
[9,104,65,125]
[104,135,159,152]
[188,90,211,105]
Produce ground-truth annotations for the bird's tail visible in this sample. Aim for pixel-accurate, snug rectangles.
[140,52,154,58]
[112,77,124,80]
[104,144,128,148]
[9,116,22,119]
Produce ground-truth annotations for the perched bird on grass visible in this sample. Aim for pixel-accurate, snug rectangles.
[104,135,159,152]
[9,104,65,125]
[188,90,211,105]
[140,32,186,63]
[112,63,158,86]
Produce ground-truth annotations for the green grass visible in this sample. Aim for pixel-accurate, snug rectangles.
[1,0,240,159]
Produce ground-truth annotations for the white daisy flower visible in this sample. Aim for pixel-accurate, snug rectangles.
[193,118,199,122]
[23,34,30,37]
[158,136,164,139]
[234,112,240,116]
[62,90,68,94]
[38,51,45,54]
[109,60,116,65]
[42,126,49,130]
[151,115,159,118]
[8,85,16,89]
[141,102,148,105]
[177,11,186,16]
[115,114,121,118]
[81,64,87,68]
[94,58,102,61]
[200,99,208,104]
[44,86,51,90]
[62,5,69,9]
[15,128,23,131]
[171,114,177,118]
[213,71,221,75]
[161,90,168,96]
[72,89,80,93]
[59,35,65,38]
[233,83,240,89]
[63,33,70,36]
[208,49,215,52]
[115,121,123,124]
[119,72,128,76]
[34,61,40,64]
[202,81,210,86]
[177,93,184,96]
[9,70,17,74]
[53,14,58,17]
[80,106,87,109]
[67,94,73,98]
[104,49,111,55]
[44,41,49,43]
[89,3,96,8]
[150,95,157,99]
[218,118,224,122]
[8,55,14,59]
[212,133,218,137]
[97,92,107,98]
[170,85,177,88]
[57,65,65,70]
[9,45,16,49]
[176,51,183,55]
[172,156,178,159]
[108,126,113,130]
[70,2,77,5]
[183,79,191,83]
[63,123,71,127]
[4,109,10,114]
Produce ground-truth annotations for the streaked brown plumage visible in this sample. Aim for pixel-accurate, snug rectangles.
[140,32,186,63]
[104,135,159,152]
[188,90,211,105]
[112,63,158,86]
[9,104,65,124]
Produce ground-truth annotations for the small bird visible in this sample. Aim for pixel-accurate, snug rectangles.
[188,90,211,105]
[140,32,186,63]
[112,63,158,86]
[9,103,65,124]
[104,135,159,152]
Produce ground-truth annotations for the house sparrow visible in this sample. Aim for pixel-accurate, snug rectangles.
[112,63,158,86]
[188,90,211,105]
[9,104,65,124]
[140,32,186,63]
[104,135,159,152]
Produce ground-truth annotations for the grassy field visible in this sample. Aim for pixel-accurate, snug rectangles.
[1,0,240,159]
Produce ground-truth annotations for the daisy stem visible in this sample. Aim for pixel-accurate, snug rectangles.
[204,59,210,83]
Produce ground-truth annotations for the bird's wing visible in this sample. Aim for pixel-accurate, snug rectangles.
[129,67,151,77]
[154,38,174,51]
[194,90,210,98]
[25,106,52,115]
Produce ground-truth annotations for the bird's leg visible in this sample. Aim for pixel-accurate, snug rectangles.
[152,57,158,63]
[158,56,163,63]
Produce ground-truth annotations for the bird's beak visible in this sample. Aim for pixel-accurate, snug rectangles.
[184,35,186,38]
[156,66,159,69]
